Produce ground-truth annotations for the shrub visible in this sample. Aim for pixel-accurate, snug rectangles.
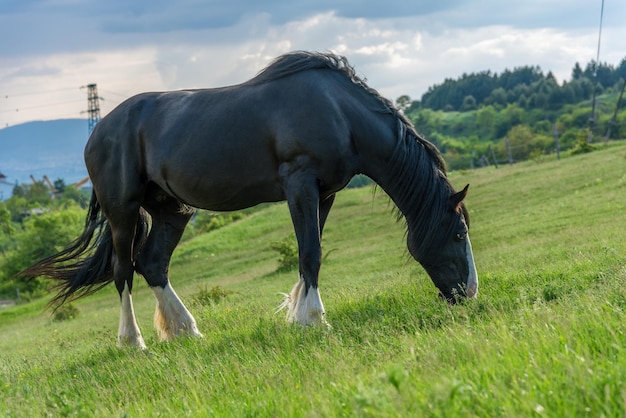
[269,235,299,272]
[569,139,596,155]
[191,285,235,306]
[52,304,79,322]
[347,175,372,189]
[182,210,247,241]
[529,149,545,163]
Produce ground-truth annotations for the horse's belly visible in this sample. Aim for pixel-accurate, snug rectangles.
[164,176,285,211]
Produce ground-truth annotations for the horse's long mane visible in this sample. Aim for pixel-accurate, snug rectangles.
[386,120,465,259]
[254,51,463,258]
[252,51,447,175]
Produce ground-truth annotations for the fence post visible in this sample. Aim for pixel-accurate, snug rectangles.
[506,138,513,165]
[488,145,498,169]
[553,123,560,160]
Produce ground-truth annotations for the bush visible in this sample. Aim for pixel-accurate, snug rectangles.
[569,139,596,155]
[52,303,79,322]
[191,285,235,306]
[269,235,299,272]
[558,129,577,150]
[182,210,247,242]
[347,175,372,189]
[529,149,545,163]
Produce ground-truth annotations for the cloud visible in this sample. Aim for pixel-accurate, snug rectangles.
[1,62,62,82]
[148,10,612,105]
[1,1,624,127]
[149,12,429,94]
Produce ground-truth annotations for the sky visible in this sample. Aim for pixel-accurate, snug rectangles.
[1,0,624,128]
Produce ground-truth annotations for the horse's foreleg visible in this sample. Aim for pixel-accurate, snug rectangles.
[136,203,201,341]
[281,276,328,327]
[152,283,201,341]
[280,167,332,327]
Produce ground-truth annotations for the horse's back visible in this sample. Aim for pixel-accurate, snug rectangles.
[86,71,360,210]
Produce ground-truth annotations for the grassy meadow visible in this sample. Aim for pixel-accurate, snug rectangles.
[1,141,626,417]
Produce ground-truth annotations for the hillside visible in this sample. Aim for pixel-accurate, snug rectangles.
[1,142,625,416]
[416,59,626,112]
[406,89,625,170]
[0,119,89,199]
[401,56,626,170]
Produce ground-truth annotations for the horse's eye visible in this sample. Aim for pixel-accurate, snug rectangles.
[455,232,466,241]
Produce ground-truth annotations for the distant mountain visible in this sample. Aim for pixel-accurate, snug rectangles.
[0,119,89,200]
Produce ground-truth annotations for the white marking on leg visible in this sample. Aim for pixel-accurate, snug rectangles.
[278,276,330,328]
[465,235,479,298]
[117,282,147,349]
[152,283,202,341]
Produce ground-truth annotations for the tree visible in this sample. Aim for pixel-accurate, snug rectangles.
[53,178,66,193]
[547,86,567,109]
[476,105,496,139]
[0,205,84,291]
[502,104,525,127]
[499,66,543,90]
[497,125,533,161]
[517,94,529,109]
[583,61,597,79]
[569,78,594,102]
[529,92,548,109]
[572,62,583,80]
[58,186,89,207]
[595,62,617,89]
[617,58,626,81]
[461,95,477,111]
[487,88,507,108]
[497,125,553,162]
[5,196,28,222]
[12,181,52,206]
[395,95,412,112]
[0,202,13,235]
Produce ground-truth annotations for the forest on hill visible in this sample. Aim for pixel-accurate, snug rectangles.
[399,57,626,170]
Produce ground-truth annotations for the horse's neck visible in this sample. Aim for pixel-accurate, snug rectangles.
[354,117,399,184]
[359,124,432,226]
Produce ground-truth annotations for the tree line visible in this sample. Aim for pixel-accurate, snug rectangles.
[411,58,626,112]
[396,57,626,170]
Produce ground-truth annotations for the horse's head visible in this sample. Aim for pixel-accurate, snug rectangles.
[408,184,478,303]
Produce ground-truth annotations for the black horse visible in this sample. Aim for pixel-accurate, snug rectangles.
[21,51,477,348]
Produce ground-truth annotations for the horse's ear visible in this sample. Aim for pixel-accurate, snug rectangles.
[450,184,469,210]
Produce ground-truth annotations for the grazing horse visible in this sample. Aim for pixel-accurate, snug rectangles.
[20,51,478,348]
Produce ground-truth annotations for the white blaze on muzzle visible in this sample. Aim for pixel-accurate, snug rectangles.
[465,234,479,298]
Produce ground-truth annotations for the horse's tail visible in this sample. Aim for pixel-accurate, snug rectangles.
[18,190,149,309]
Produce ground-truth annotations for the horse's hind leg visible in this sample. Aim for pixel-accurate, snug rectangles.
[117,279,146,349]
[136,190,201,341]
[106,203,147,349]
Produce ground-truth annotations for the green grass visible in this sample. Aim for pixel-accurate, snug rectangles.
[2,142,626,416]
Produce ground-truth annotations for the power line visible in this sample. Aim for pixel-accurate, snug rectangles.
[588,0,605,143]
[0,85,114,128]
[1,87,79,99]
[0,99,84,113]
[98,88,129,100]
